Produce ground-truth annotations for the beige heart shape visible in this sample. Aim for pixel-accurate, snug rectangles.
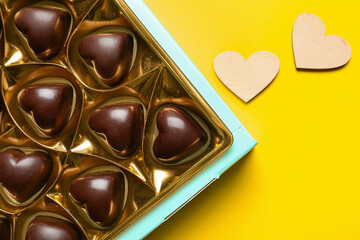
[214,51,280,103]
[293,13,351,69]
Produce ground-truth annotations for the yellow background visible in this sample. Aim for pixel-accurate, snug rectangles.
[143,0,360,239]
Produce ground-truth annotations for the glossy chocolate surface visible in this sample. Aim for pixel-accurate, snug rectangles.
[69,172,125,227]
[0,0,225,237]
[0,218,10,240]
[153,107,208,162]
[18,84,73,135]
[26,216,82,240]
[14,7,71,60]
[0,149,52,202]
[89,103,143,156]
[78,33,133,86]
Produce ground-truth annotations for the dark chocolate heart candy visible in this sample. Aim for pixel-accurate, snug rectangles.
[0,149,52,202]
[14,6,71,60]
[69,172,125,227]
[0,218,10,240]
[153,107,208,163]
[89,103,143,156]
[78,33,133,86]
[26,216,82,240]
[18,84,73,135]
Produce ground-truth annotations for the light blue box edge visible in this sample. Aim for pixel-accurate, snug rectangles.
[117,1,257,239]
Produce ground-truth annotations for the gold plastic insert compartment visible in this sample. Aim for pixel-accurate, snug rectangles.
[101,0,233,237]
[0,0,233,239]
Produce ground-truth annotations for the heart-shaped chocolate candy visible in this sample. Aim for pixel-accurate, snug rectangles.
[89,103,143,156]
[0,218,10,240]
[78,33,133,86]
[26,216,82,240]
[153,107,208,163]
[18,84,73,135]
[69,172,125,227]
[14,7,71,60]
[0,149,52,202]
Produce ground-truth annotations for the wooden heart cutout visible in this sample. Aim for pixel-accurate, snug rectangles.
[214,51,279,103]
[293,13,351,69]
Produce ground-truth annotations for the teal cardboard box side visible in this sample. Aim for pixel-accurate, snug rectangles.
[118,1,257,239]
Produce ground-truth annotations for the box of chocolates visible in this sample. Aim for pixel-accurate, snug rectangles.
[0,0,256,239]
